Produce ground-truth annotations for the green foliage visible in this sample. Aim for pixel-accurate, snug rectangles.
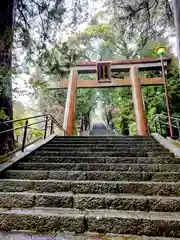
[106,0,173,42]
[167,58,180,115]
[14,120,25,137]
[38,42,81,76]
[30,129,44,139]
[79,74,97,80]
[76,89,97,119]
[0,109,7,120]
[100,88,134,133]
[39,88,66,114]
[81,24,113,40]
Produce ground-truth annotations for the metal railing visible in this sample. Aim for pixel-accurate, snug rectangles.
[154,114,180,139]
[0,114,66,152]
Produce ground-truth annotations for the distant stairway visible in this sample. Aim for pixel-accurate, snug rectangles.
[90,123,115,136]
[0,135,180,238]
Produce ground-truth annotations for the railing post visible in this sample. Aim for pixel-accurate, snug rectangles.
[50,119,54,135]
[154,119,158,133]
[22,120,28,152]
[44,116,48,139]
[160,56,173,137]
[158,115,163,136]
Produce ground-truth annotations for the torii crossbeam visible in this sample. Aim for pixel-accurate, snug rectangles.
[49,57,172,136]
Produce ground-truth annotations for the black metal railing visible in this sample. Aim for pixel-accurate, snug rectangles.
[154,114,180,139]
[0,114,66,152]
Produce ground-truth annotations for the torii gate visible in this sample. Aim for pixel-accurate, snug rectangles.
[49,57,171,136]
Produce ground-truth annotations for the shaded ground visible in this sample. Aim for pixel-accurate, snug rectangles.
[0,232,179,240]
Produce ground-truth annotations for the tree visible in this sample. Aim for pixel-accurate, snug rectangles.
[172,0,180,68]
[39,88,66,126]
[102,0,174,60]
[0,0,91,154]
[0,1,16,154]
[106,0,173,36]
[99,87,134,134]
[76,88,97,130]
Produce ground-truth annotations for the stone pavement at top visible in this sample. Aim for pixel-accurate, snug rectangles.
[0,232,179,240]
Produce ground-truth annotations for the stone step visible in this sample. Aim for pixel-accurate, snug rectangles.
[45,143,164,148]
[5,170,180,182]
[0,207,180,237]
[74,193,180,212]
[86,209,180,237]
[33,150,173,158]
[52,136,157,140]
[15,162,158,171]
[39,146,168,152]
[53,136,155,140]
[50,143,159,147]
[1,179,180,196]
[0,192,73,209]
[90,132,115,136]
[0,207,84,233]
[51,139,157,143]
[16,162,180,172]
[24,156,178,164]
[1,192,180,212]
[51,137,157,142]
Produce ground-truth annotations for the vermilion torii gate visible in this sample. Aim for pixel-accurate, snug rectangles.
[49,58,171,136]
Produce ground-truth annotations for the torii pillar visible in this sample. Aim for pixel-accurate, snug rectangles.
[63,69,78,136]
[130,67,149,136]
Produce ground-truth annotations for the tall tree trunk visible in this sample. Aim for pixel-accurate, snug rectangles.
[172,0,180,69]
[0,0,15,155]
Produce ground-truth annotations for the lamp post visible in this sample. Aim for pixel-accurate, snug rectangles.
[155,47,173,137]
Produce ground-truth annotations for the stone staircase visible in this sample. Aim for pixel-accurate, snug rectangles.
[90,123,115,136]
[0,136,180,238]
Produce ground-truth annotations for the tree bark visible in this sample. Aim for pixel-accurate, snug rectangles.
[0,0,16,155]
